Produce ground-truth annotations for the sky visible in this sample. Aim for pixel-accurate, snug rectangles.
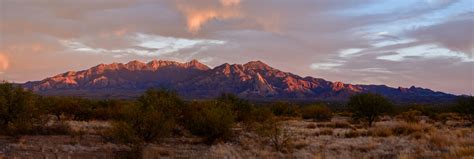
[0,0,472,95]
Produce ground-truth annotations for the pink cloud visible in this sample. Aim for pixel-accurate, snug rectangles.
[0,53,9,71]
[176,0,242,33]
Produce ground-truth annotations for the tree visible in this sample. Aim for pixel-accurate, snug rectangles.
[348,93,393,127]
[454,96,474,121]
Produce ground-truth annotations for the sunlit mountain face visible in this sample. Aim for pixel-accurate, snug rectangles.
[23,60,457,103]
[1,0,473,96]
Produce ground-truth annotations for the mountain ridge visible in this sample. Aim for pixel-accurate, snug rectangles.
[22,59,457,103]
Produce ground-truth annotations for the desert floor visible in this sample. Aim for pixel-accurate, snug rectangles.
[1,116,473,159]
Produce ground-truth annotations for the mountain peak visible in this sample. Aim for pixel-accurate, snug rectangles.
[185,59,210,70]
[125,60,147,70]
[243,60,273,70]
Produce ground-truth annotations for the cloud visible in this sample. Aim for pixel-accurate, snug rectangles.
[175,0,242,33]
[220,0,240,7]
[61,33,226,57]
[0,54,9,71]
[0,0,472,94]
[312,50,473,95]
[406,14,474,54]
[310,62,343,70]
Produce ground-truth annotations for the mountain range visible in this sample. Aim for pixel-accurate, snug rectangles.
[22,60,457,103]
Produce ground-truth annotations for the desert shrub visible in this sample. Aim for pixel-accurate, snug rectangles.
[108,89,180,143]
[91,100,130,120]
[242,107,274,131]
[434,113,462,123]
[269,102,301,117]
[348,93,393,127]
[217,93,255,122]
[0,82,36,127]
[137,89,184,122]
[397,109,423,123]
[48,122,72,134]
[121,105,174,143]
[38,96,67,120]
[69,99,97,121]
[33,121,72,135]
[39,96,97,121]
[106,121,140,143]
[301,104,333,121]
[453,96,474,121]
[255,117,294,153]
[40,96,130,121]
[405,104,438,119]
[0,82,47,135]
[184,101,235,143]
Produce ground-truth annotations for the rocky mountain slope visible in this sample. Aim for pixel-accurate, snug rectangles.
[22,60,457,102]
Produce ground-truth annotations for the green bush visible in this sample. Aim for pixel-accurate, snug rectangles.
[184,101,235,143]
[348,93,393,127]
[301,104,333,121]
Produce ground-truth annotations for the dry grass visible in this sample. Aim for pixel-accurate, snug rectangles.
[2,116,474,159]
[368,122,433,138]
[306,123,316,129]
[392,122,432,136]
[448,146,474,157]
[344,130,368,138]
[293,140,309,150]
[369,126,393,137]
[66,120,111,135]
[314,128,334,136]
[317,121,352,129]
[429,133,452,149]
